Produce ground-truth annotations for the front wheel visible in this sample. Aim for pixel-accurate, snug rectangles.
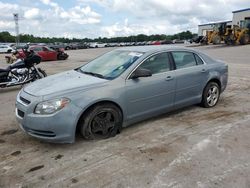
[57,53,68,60]
[33,68,47,80]
[201,82,220,108]
[212,36,221,45]
[239,34,249,45]
[80,103,122,140]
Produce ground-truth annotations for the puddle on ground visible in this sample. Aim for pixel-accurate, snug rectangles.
[71,178,78,183]
[27,165,44,173]
[11,151,21,156]
[54,154,63,160]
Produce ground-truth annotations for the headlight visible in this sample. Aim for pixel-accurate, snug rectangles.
[34,98,70,115]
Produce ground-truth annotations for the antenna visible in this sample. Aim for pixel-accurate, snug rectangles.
[13,13,19,45]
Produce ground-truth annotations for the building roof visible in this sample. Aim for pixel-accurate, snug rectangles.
[198,21,232,27]
[232,8,250,14]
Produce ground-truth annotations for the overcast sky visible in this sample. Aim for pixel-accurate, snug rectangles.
[0,0,249,39]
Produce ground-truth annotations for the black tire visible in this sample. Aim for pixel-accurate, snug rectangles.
[239,34,249,45]
[7,49,12,53]
[80,103,122,140]
[57,53,68,60]
[35,68,47,79]
[201,82,220,108]
[212,36,221,45]
[225,34,236,45]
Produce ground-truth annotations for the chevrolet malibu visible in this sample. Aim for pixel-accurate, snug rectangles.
[15,46,228,143]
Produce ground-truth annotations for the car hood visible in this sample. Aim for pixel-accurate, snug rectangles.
[24,70,108,97]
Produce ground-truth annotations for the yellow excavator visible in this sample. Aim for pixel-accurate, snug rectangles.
[203,19,250,45]
[202,22,229,45]
[224,19,250,45]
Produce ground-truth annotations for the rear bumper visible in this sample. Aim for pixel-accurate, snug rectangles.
[220,67,228,93]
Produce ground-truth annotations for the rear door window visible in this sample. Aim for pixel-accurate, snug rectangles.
[171,51,197,69]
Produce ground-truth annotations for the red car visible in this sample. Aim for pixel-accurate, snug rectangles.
[18,45,57,61]
[151,41,162,45]
[30,45,58,61]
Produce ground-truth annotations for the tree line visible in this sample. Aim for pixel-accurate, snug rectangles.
[0,31,197,44]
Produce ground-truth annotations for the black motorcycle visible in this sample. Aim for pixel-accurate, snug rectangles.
[0,49,47,88]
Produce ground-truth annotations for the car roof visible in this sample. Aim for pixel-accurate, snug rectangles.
[115,45,195,53]
[115,45,215,64]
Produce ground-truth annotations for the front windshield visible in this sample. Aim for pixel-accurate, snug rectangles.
[79,50,144,80]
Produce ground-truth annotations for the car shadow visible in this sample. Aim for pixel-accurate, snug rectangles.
[122,105,199,130]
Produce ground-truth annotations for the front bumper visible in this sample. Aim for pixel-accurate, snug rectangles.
[15,90,82,143]
[220,68,228,93]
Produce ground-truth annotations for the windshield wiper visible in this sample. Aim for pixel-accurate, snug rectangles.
[81,71,106,79]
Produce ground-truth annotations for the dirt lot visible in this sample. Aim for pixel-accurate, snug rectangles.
[0,45,250,188]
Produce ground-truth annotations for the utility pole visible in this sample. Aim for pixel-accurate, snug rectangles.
[13,13,19,45]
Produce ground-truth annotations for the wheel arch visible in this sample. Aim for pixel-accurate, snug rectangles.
[206,78,221,91]
[75,100,124,134]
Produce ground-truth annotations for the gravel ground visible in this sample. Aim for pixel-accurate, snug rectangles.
[0,45,250,188]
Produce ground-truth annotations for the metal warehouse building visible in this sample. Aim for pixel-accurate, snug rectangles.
[198,8,250,36]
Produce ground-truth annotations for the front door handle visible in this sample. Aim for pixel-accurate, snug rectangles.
[165,76,173,81]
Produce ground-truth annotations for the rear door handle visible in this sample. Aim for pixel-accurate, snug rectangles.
[165,76,173,81]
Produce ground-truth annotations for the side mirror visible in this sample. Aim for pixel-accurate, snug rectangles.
[130,68,152,79]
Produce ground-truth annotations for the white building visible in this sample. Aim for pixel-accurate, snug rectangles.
[232,8,250,27]
[198,8,250,36]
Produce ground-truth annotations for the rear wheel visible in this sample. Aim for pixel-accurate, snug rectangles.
[239,34,249,45]
[201,82,220,108]
[80,103,122,140]
[57,53,68,60]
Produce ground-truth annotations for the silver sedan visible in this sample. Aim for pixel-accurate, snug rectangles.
[15,46,228,143]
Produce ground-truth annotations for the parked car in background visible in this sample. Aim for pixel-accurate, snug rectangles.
[172,39,185,44]
[190,36,205,43]
[15,46,228,143]
[0,44,13,53]
[161,40,173,45]
[18,45,68,61]
[13,44,26,51]
[47,43,65,51]
[106,43,118,47]
[30,45,57,61]
[89,42,107,48]
[151,41,161,45]
[77,42,89,49]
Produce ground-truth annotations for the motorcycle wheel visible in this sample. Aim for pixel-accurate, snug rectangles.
[32,68,47,81]
[37,68,47,78]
